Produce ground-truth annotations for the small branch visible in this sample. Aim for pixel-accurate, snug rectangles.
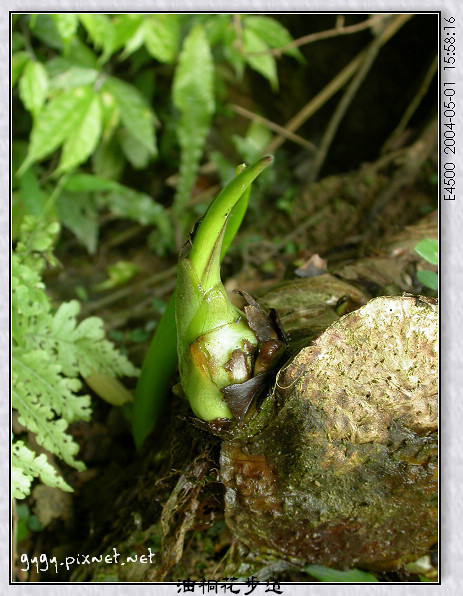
[381,53,438,155]
[310,14,411,181]
[366,116,438,235]
[82,266,177,314]
[263,14,413,157]
[244,14,390,58]
[231,104,317,152]
[233,14,243,53]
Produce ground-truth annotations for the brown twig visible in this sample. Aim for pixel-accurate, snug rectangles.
[381,53,438,155]
[82,266,177,314]
[263,14,413,157]
[244,14,390,58]
[365,116,438,236]
[309,14,412,181]
[233,14,243,53]
[231,104,317,152]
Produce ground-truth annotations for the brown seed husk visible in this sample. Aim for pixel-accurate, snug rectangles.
[220,295,438,571]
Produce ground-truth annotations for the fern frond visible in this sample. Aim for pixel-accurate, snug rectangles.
[12,440,73,500]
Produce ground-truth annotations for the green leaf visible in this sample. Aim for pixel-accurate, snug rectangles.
[102,76,157,156]
[56,93,102,173]
[304,565,379,582]
[244,16,305,62]
[417,269,438,291]
[172,26,215,223]
[94,260,140,291]
[12,51,30,87]
[118,128,151,169]
[52,14,79,51]
[12,440,73,500]
[105,187,171,232]
[143,14,180,64]
[112,14,144,52]
[19,60,49,117]
[30,14,64,50]
[99,89,120,141]
[79,14,115,63]
[20,86,98,173]
[12,31,25,52]
[242,29,278,91]
[12,349,89,470]
[25,300,139,379]
[414,238,438,266]
[64,172,119,193]
[49,66,99,91]
[55,191,99,253]
[232,121,273,163]
[18,168,47,217]
[92,138,125,180]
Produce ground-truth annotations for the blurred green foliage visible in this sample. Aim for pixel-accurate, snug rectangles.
[12,13,300,252]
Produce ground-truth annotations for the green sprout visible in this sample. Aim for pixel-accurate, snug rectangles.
[176,156,273,420]
[132,156,273,448]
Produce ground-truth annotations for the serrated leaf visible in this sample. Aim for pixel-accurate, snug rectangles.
[56,191,99,253]
[105,187,171,231]
[172,26,215,222]
[19,60,49,117]
[30,14,64,50]
[49,66,99,91]
[102,76,157,156]
[242,29,278,91]
[52,14,79,50]
[12,51,30,87]
[20,86,97,173]
[244,16,305,62]
[143,14,180,64]
[118,128,151,169]
[79,14,115,63]
[112,14,144,52]
[173,26,215,115]
[414,238,438,266]
[304,565,379,582]
[13,347,91,422]
[64,172,119,193]
[12,350,89,470]
[56,93,102,173]
[12,441,73,499]
[99,90,120,141]
[26,300,139,379]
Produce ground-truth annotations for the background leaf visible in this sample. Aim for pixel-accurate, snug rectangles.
[244,15,305,62]
[242,28,278,91]
[18,60,49,117]
[56,93,102,173]
[414,238,438,266]
[20,85,97,173]
[143,14,180,64]
[303,565,379,582]
[102,76,157,156]
[172,26,215,231]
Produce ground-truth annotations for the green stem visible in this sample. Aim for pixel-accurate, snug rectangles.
[191,155,272,291]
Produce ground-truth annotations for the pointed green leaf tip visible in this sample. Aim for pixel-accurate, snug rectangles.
[176,155,273,421]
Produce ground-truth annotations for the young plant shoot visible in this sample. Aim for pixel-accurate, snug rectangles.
[176,156,274,421]
[132,156,274,448]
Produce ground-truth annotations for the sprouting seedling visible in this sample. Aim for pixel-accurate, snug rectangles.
[131,156,273,449]
[175,156,274,421]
